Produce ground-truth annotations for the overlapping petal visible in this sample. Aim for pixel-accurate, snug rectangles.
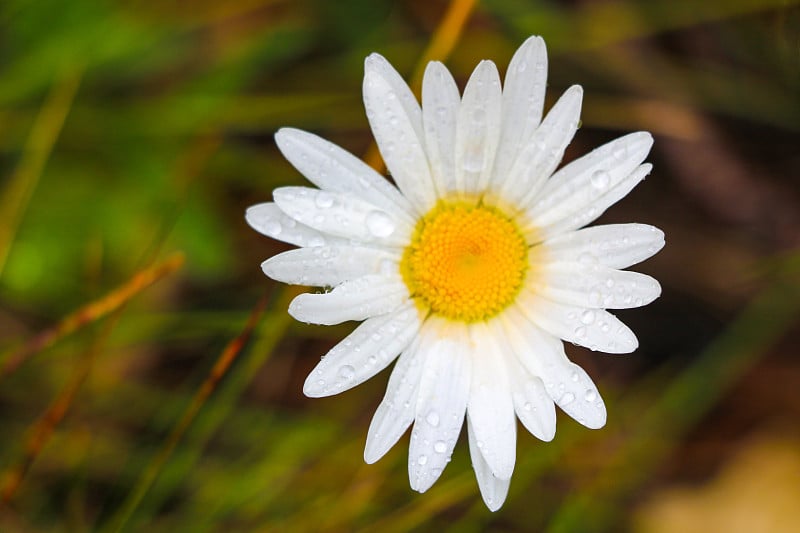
[262,245,399,287]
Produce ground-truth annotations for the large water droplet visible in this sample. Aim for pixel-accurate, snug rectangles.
[315,192,334,208]
[585,389,597,402]
[338,365,355,380]
[434,441,447,453]
[581,310,596,325]
[560,392,576,405]
[426,412,440,427]
[366,211,395,238]
[417,455,428,465]
[590,170,610,189]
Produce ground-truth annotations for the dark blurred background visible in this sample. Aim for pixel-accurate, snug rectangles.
[0,0,798,531]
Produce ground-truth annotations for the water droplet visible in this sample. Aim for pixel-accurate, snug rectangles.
[307,235,326,247]
[315,192,334,208]
[516,61,527,73]
[574,326,587,338]
[338,365,355,380]
[523,402,532,411]
[585,389,597,402]
[590,170,610,189]
[366,211,395,238]
[560,392,575,405]
[264,220,282,235]
[426,412,440,427]
[581,310,596,325]
[571,371,580,382]
[417,455,428,465]
[434,441,447,453]
[368,356,378,365]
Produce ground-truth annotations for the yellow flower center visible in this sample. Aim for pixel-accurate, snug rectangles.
[401,200,529,322]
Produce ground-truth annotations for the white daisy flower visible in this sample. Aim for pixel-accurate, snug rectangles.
[246,36,664,511]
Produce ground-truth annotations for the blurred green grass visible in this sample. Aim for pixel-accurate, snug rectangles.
[1,0,799,531]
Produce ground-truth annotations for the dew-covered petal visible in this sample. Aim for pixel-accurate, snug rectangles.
[422,61,460,196]
[468,417,510,512]
[496,85,582,208]
[534,163,653,240]
[303,302,420,398]
[288,274,408,326]
[364,335,425,464]
[365,53,424,141]
[274,128,415,224]
[543,223,665,269]
[523,131,652,226]
[515,292,638,354]
[466,322,516,480]
[492,35,548,183]
[506,355,556,441]
[246,203,339,248]
[502,309,607,429]
[272,187,409,246]
[409,321,471,493]
[455,60,502,195]
[262,246,399,287]
[531,262,662,309]
[363,69,437,213]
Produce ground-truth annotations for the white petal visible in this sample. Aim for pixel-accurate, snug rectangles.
[543,223,665,269]
[272,187,409,246]
[274,128,415,224]
[532,262,661,309]
[303,302,420,397]
[492,36,548,184]
[503,309,607,429]
[535,163,653,239]
[288,274,408,326]
[524,131,652,224]
[466,322,516,480]
[496,85,582,209]
[455,60,502,195]
[262,246,399,287]
[515,292,638,354]
[422,61,460,196]
[409,321,471,493]
[245,203,339,248]
[364,335,425,463]
[468,417,510,512]
[363,70,437,213]
[364,53,424,141]
[506,355,556,441]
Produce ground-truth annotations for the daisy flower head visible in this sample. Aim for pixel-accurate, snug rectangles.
[246,36,664,511]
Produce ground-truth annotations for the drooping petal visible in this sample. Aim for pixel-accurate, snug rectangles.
[409,320,471,493]
[272,187,409,246]
[303,302,420,397]
[363,68,437,213]
[422,61,460,196]
[274,128,415,224]
[288,274,408,326]
[495,85,582,209]
[455,60,502,195]
[245,203,339,248]
[506,353,556,441]
[531,262,661,309]
[543,223,665,269]
[492,35,548,183]
[364,335,425,464]
[262,246,399,287]
[503,308,607,429]
[466,322,516,480]
[468,417,510,512]
[515,291,638,354]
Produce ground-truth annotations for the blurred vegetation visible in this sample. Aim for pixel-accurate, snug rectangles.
[1,0,799,531]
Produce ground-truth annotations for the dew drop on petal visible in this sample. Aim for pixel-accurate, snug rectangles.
[434,441,447,453]
[265,220,282,236]
[417,455,428,465]
[366,211,396,238]
[581,310,596,325]
[585,389,597,402]
[590,170,610,190]
[426,412,440,427]
[574,326,587,338]
[338,365,355,380]
[315,192,334,208]
[560,392,576,405]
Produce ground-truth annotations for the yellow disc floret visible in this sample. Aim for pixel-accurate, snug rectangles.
[401,201,529,322]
